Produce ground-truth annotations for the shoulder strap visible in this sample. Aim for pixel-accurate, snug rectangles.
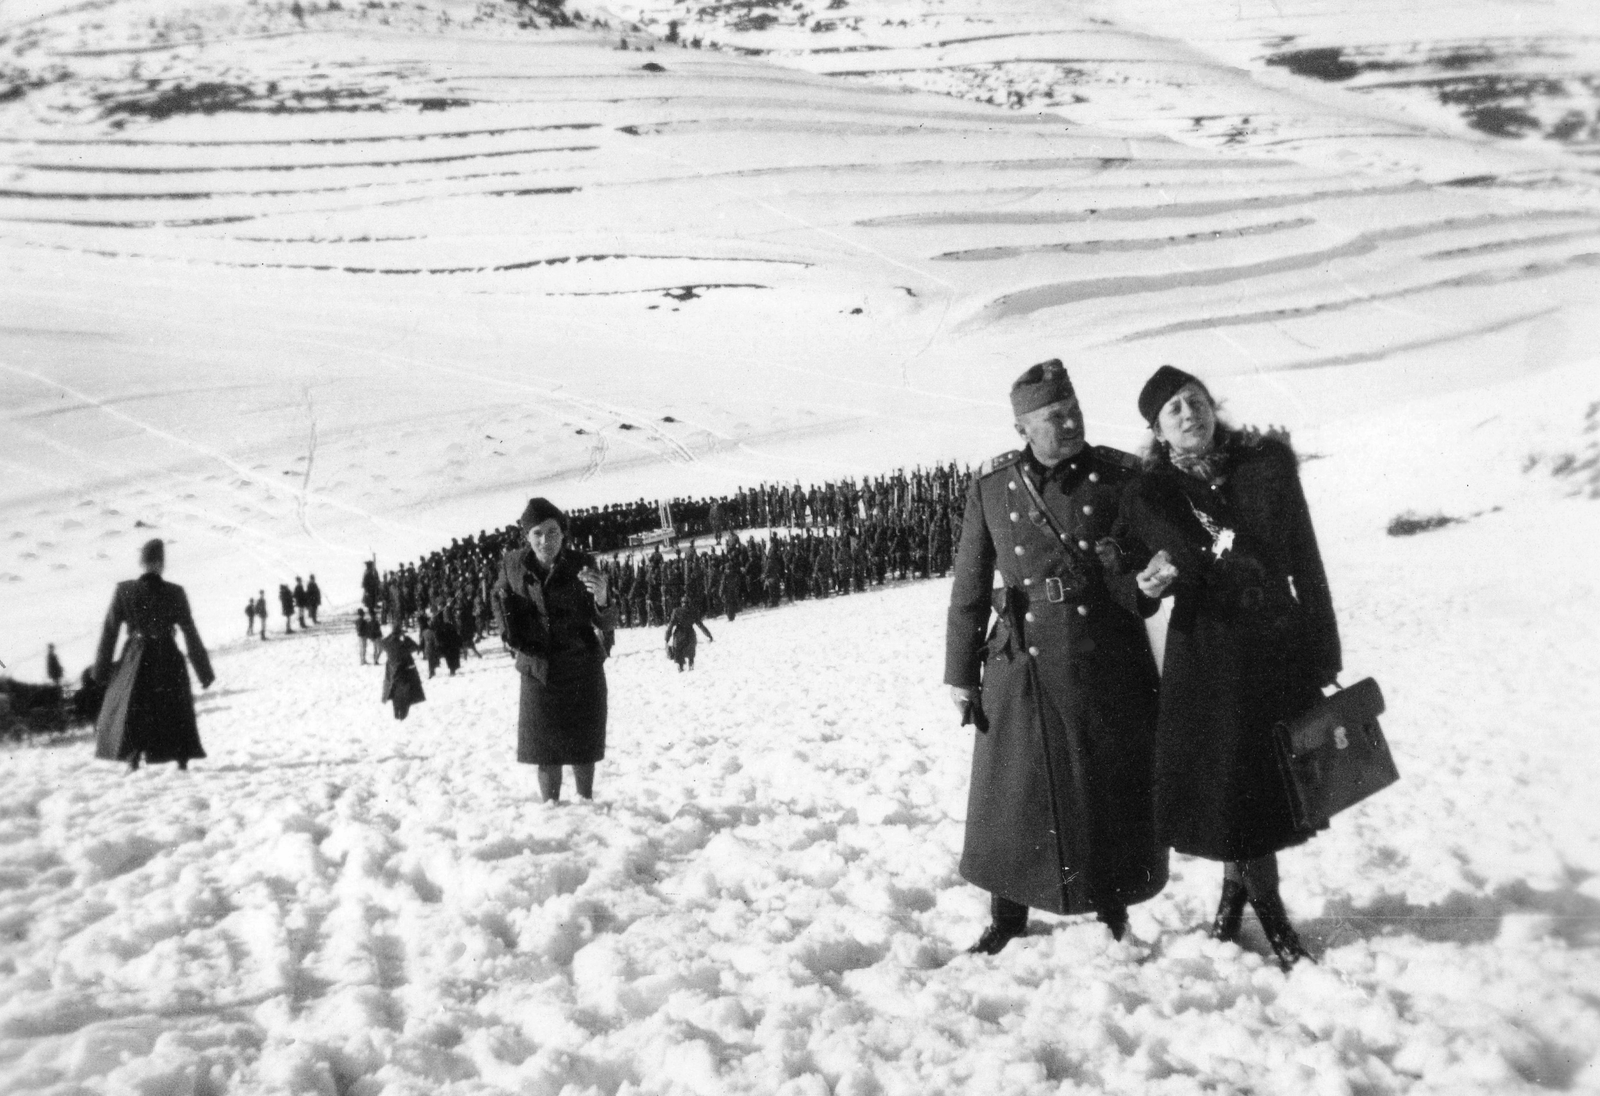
[1013,466,1094,581]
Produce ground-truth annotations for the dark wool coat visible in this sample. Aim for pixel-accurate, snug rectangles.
[380,633,425,719]
[94,573,213,763]
[1120,434,1342,862]
[494,547,616,766]
[945,446,1167,915]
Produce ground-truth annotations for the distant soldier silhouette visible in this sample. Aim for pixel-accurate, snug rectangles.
[305,574,322,624]
[46,643,63,687]
[278,584,296,633]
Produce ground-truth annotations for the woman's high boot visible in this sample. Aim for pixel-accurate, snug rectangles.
[1249,889,1312,972]
[1210,878,1248,943]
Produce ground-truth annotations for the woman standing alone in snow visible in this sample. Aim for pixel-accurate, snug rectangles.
[1120,367,1342,970]
[495,497,617,802]
[93,538,214,772]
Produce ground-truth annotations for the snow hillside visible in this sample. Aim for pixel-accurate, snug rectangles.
[3,0,1600,1091]
[3,0,1599,671]
[2,364,1599,1094]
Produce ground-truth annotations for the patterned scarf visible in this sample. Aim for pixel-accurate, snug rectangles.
[1170,443,1229,486]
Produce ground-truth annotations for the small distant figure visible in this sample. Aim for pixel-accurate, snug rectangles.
[361,559,381,616]
[379,622,425,721]
[434,611,462,676]
[306,574,322,624]
[255,591,269,640]
[46,644,63,687]
[278,584,296,633]
[664,595,713,671]
[245,596,258,636]
[293,577,309,628]
[420,611,441,679]
[455,599,482,660]
[92,538,213,772]
[356,608,382,665]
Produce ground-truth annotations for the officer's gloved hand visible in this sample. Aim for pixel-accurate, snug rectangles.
[951,686,988,733]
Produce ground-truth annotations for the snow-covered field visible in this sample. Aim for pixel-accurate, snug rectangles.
[4,0,1600,1090]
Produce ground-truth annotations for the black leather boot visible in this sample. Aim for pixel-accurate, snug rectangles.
[967,921,1027,955]
[1097,904,1129,942]
[1250,890,1312,971]
[1210,879,1248,943]
[968,895,1028,954]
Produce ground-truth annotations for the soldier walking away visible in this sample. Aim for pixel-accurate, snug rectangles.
[945,358,1166,955]
[293,577,310,628]
[306,574,322,624]
[255,591,269,640]
[92,539,214,772]
[245,597,258,636]
[664,595,714,671]
[46,644,63,687]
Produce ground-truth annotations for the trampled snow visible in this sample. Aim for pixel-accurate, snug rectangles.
[3,0,1600,1091]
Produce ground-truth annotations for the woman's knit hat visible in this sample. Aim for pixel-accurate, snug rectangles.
[518,497,567,533]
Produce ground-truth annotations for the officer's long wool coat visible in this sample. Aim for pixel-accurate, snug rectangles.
[1120,434,1342,862]
[94,573,213,764]
[945,446,1167,915]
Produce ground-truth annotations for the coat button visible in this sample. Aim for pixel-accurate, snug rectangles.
[1078,540,1090,550]
[1014,545,1025,555]
[1077,605,1089,616]
[1009,481,1017,490]
[1028,646,1039,657]
[1009,511,1019,521]
[1082,505,1094,515]
[1023,577,1033,586]
[1089,472,1100,483]
[1025,612,1036,622]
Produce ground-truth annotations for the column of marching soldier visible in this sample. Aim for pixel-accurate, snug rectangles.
[354,462,971,668]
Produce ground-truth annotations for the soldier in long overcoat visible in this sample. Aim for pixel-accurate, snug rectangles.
[495,498,618,802]
[945,360,1166,954]
[94,539,214,771]
[1119,366,1341,970]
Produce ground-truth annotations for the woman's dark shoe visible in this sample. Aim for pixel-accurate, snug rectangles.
[1250,892,1313,971]
[967,920,1027,955]
[1210,879,1248,943]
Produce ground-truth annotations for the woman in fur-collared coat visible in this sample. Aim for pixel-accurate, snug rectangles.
[94,539,214,771]
[1120,366,1342,971]
[494,497,617,802]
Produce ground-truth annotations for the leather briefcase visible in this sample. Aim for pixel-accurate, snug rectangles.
[1273,678,1397,831]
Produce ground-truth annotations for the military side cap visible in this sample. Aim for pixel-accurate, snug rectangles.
[1010,358,1075,417]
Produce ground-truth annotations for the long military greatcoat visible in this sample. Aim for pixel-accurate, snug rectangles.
[495,547,617,766]
[94,573,214,764]
[945,445,1167,915]
[1119,434,1341,861]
